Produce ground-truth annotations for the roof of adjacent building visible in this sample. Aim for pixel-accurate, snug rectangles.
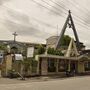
[0,40,46,48]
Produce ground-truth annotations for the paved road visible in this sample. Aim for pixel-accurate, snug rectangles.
[0,76,90,90]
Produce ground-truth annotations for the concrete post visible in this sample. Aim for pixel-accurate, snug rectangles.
[5,55,12,76]
[56,59,59,73]
[41,58,48,75]
[68,60,71,72]
[0,70,1,77]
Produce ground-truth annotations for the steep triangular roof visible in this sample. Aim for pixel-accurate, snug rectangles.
[55,10,80,49]
[65,38,79,57]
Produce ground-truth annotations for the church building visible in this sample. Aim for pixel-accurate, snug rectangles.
[36,10,90,76]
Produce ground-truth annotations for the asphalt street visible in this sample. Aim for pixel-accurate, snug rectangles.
[0,76,90,90]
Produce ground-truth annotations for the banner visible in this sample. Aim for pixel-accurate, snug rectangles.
[15,54,23,60]
[27,47,34,58]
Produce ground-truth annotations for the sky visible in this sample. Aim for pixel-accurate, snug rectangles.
[0,0,90,48]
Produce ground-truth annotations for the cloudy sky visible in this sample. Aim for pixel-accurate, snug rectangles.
[0,0,90,48]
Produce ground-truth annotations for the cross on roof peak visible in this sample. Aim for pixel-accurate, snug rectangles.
[12,32,18,42]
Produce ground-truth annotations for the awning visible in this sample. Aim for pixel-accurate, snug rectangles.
[37,54,90,61]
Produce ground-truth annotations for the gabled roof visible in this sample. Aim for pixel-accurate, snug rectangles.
[65,38,79,57]
[55,10,80,49]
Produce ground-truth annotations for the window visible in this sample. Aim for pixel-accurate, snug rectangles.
[85,62,90,71]
[58,60,66,72]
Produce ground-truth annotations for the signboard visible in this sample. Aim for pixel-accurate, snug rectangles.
[15,54,23,60]
[27,47,34,58]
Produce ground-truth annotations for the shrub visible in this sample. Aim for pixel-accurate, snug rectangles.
[37,45,45,54]
[47,47,64,56]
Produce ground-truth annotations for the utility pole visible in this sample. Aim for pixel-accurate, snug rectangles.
[12,32,18,42]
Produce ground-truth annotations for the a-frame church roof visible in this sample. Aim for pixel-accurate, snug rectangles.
[55,10,80,50]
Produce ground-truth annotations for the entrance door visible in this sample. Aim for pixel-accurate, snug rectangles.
[48,59,56,72]
[70,61,78,74]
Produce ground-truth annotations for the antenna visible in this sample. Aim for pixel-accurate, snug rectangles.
[57,25,59,36]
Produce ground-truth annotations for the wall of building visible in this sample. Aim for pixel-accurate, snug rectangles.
[2,55,12,77]
[78,61,85,73]
[46,36,59,48]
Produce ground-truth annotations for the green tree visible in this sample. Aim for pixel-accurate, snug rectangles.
[47,47,55,55]
[37,45,45,54]
[0,44,7,50]
[22,58,38,75]
[11,46,18,53]
[61,35,71,46]
[22,58,31,75]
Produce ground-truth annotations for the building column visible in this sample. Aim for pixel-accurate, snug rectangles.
[56,59,59,73]
[5,55,12,76]
[37,60,39,75]
[0,70,1,77]
[41,58,48,75]
[68,60,71,72]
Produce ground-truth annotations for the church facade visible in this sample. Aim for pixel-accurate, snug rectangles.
[36,10,90,76]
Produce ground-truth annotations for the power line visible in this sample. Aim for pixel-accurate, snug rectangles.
[49,0,90,28]
[75,21,90,30]
[57,0,88,22]
[31,0,67,18]
[61,0,90,23]
[66,0,90,27]
[71,0,90,13]
[32,0,90,30]
[2,0,90,33]
[73,15,90,28]
[3,0,90,30]
[8,0,88,30]
[41,0,67,16]
[48,0,68,12]
[49,0,85,22]
[67,0,88,14]
[41,0,90,29]
[70,0,90,24]
[66,0,89,20]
